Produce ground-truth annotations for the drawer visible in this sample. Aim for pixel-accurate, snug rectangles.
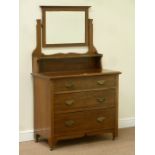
[54,112,85,135]
[54,75,116,92]
[54,89,115,113]
[86,108,115,130]
[54,108,115,135]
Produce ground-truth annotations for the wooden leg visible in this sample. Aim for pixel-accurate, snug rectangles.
[112,137,115,140]
[50,146,55,151]
[115,129,118,137]
[34,134,40,142]
[48,138,56,151]
[112,133,115,140]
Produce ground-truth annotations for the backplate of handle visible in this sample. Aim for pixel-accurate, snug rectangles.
[97,80,105,85]
[97,97,106,103]
[65,120,75,127]
[97,117,106,123]
[65,82,74,89]
[65,100,74,106]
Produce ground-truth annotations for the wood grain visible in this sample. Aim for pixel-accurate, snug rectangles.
[54,88,116,113]
[54,75,116,92]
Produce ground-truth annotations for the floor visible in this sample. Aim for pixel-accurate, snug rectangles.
[20,128,135,155]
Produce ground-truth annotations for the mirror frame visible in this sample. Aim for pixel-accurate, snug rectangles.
[41,6,90,47]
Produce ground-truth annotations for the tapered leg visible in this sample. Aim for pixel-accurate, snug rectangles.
[112,132,115,140]
[50,146,55,151]
[115,128,118,137]
[48,138,56,151]
[34,134,40,142]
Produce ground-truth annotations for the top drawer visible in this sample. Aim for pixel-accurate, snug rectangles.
[53,75,116,92]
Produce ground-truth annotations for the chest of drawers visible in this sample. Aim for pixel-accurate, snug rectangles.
[32,6,121,150]
[32,70,120,150]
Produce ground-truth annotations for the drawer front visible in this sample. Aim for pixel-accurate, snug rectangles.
[54,112,85,135]
[54,89,115,113]
[54,75,116,92]
[54,108,115,135]
[86,108,115,130]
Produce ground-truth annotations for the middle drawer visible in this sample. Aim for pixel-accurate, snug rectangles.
[54,88,115,113]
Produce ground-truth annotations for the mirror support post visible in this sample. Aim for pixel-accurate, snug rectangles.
[88,19,97,54]
[33,19,42,57]
[32,19,43,73]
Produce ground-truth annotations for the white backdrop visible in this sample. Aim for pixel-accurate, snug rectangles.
[19,0,134,134]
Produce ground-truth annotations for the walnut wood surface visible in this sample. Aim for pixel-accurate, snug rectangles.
[33,77,52,139]
[54,108,115,136]
[54,88,116,113]
[86,108,115,130]
[38,55,102,73]
[53,75,116,92]
[32,69,121,79]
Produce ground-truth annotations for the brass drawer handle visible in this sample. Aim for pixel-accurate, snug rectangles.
[65,100,74,106]
[97,80,105,85]
[65,120,75,127]
[65,82,74,89]
[97,97,106,103]
[97,117,106,123]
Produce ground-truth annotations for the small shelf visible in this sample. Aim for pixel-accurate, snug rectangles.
[38,53,103,60]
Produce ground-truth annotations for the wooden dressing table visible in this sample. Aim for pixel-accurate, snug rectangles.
[32,6,121,150]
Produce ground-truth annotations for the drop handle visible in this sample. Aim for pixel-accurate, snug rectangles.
[65,82,74,89]
[97,80,105,85]
[65,100,74,106]
[97,97,106,103]
[65,120,75,127]
[97,117,106,123]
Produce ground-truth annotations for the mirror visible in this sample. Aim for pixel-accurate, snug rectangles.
[46,11,85,45]
[41,6,89,47]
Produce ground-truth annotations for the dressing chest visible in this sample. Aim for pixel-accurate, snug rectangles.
[32,6,121,150]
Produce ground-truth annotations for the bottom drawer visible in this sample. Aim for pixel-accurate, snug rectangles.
[54,108,115,135]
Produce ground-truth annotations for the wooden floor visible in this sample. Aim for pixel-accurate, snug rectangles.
[20,127,135,155]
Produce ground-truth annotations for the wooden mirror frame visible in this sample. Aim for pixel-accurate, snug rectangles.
[41,6,90,47]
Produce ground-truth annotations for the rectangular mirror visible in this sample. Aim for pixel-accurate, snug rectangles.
[41,6,89,47]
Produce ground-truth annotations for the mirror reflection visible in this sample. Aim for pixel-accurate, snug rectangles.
[46,11,86,45]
